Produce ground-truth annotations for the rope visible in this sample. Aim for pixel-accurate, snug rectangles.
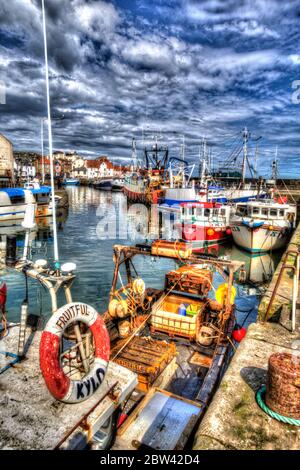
[256,385,300,426]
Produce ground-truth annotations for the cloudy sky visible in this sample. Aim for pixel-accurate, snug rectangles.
[0,0,300,177]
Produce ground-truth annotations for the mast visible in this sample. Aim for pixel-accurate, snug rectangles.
[271,146,278,182]
[254,142,259,179]
[181,135,185,162]
[242,127,249,184]
[42,0,59,264]
[132,137,137,169]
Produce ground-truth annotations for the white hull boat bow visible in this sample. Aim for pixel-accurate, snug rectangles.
[230,199,297,253]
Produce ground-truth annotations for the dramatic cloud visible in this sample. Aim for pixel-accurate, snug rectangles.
[0,0,300,176]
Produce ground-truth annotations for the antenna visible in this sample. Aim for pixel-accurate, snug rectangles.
[42,0,59,265]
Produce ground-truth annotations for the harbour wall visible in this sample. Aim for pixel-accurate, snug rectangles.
[193,222,300,450]
[258,220,300,325]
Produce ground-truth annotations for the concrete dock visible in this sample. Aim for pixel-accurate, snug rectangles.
[193,322,299,450]
[0,325,137,450]
[193,223,300,451]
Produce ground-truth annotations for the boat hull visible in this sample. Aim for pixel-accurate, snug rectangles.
[124,186,162,204]
[176,223,230,251]
[0,204,33,223]
[63,180,80,186]
[231,224,290,252]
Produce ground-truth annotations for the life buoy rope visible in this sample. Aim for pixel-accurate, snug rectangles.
[40,302,110,404]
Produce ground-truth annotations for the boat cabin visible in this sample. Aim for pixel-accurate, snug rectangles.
[235,200,297,226]
[0,188,35,207]
[180,201,230,223]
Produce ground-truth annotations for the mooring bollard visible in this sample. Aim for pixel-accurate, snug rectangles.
[266,352,300,419]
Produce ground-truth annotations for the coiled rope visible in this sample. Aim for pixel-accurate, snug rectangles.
[256,385,300,426]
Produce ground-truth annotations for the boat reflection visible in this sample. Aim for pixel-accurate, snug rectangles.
[230,245,282,285]
[0,207,68,257]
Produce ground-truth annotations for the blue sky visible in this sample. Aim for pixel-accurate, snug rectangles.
[0,0,300,177]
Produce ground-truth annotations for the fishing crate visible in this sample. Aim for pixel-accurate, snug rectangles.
[165,265,212,296]
[112,336,176,393]
[150,294,204,340]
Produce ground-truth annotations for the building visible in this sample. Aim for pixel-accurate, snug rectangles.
[14,151,39,181]
[0,133,14,187]
[53,150,76,177]
[35,155,51,180]
[85,159,100,180]
[72,154,87,179]
[98,156,114,178]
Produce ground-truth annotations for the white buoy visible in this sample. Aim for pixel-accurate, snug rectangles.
[61,262,77,274]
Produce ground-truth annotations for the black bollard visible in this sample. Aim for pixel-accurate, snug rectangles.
[6,235,17,267]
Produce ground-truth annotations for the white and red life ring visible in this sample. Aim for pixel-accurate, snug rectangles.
[40,302,110,404]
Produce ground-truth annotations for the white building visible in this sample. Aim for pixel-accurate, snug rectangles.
[0,133,14,186]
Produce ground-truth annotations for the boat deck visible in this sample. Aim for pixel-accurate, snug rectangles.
[0,325,137,450]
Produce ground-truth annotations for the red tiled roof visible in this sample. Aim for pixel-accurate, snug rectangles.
[86,160,99,169]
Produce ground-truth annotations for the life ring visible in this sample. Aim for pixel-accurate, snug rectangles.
[40,302,110,404]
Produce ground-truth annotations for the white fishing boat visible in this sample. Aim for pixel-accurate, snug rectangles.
[158,186,199,217]
[111,178,124,192]
[208,184,268,204]
[230,199,297,253]
[62,178,80,186]
[0,188,37,224]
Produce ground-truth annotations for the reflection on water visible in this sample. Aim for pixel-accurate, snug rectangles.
[0,187,283,326]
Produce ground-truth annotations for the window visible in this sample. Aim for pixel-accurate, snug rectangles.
[204,208,210,217]
[237,206,246,216]
[221,209,226,216]
[270,209,278,217]
[252,207,260,215]
[10,196,25,204]
[279,209,284,217]
[261,209,268,216]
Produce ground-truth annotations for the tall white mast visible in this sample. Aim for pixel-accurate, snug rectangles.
[242,127,249,184]
[42,0,59,264]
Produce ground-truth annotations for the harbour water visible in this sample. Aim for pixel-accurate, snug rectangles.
[0,187,282,327]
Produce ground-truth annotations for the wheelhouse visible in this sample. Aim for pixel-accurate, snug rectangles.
[235,201,296,224]
[180,202,229,220]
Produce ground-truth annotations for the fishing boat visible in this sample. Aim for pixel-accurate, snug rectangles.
[24,183,57,218]
[0,188,36,224]
[63,178,80,186]
[94,179,113,191]
[98,241,242,450]
[111,179,124,192]
[124,141,169,205]
[158,186,199,218]
[208,184,268,204]
[230,199,297,253]
[175,202,232,252]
